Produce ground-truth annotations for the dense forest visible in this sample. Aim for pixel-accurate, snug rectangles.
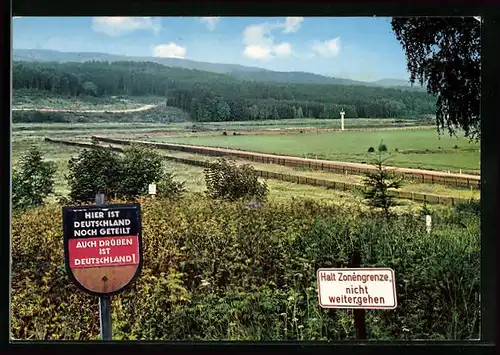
[13,60,437,122]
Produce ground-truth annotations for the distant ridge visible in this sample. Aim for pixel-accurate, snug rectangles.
[13,48,425,90]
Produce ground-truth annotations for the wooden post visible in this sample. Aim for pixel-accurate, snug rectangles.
[95,193,112,341]
[351,250,367,339]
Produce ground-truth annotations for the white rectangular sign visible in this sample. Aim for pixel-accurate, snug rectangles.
[317,268,397,309]
[148,183,157,195]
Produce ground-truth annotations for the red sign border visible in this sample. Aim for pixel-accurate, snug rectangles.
[316,268,397,310]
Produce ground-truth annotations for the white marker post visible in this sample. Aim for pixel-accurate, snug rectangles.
[425,214,432,234]
[148,183,157,199]
[340,109,345,131]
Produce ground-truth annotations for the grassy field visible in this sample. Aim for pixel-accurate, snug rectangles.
[12,118,434,141]
[150,128,480,173]
[145,149,480,200]
[15,138,452,212]
[185,118,433,131]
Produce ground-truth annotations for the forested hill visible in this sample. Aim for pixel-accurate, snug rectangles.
[13,60,437,122]
[14,48,422,89]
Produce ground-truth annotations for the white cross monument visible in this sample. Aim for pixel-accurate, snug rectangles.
[340,108,345,131]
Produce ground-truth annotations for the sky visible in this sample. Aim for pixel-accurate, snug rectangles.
[12,16,411,82]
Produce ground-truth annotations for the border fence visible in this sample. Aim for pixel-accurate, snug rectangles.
[90,136,480,190]
[45,137,475,206]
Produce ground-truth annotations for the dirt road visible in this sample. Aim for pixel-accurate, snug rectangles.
[12,104,160,113]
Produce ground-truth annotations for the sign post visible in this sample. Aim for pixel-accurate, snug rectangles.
[62,198,143,341]
[351,250,366,339]
[99,294,112,340]
[95,194,111,340]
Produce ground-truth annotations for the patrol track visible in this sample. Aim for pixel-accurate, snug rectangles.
[12,104,160,113]
[90,135,480,190]
[44,137,474,206]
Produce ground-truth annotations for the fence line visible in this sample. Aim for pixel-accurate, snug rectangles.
[45,137,474,206]
[91,136,480,189]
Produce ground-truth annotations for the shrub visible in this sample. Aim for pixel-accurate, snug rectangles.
[66,145,122,202]
[367,147,375,153]
[11,198,480,340]
[67,144,184,202]
[12,147,56,211]
[116,144,164,198]
[378,142,388,152]
[204,158,268,202]
[156,171,186,200]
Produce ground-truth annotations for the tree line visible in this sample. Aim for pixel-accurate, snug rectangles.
[13,60,437,121]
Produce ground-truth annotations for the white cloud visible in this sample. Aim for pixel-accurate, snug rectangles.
[312,38,341,57]
[91,17,161,36]
[273,42,292,57]
[153,43,186,59]
[242,21,296,60]
[200,17,221,31]
[244,45,271,60]
[282,17,304,33]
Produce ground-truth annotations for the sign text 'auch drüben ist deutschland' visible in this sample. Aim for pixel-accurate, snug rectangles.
[63,204,143,297]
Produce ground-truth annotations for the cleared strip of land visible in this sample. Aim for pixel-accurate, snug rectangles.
[12,104,160,113]
[45,137,475,206]
[91,136,480,189]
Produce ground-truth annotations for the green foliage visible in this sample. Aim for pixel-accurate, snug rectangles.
[12,111,71,123]
[363,147,404,219]
[11,197,480,340]
[12,147,56,211]
[12,60,437,122]
[156,171,186,200]
[66,145,122,202]
[204,158,268,202]
[391,17,480,140]
[420,202,432,217]
[378,141,388,152]
[117,144,164,198]
[66,144,184,202]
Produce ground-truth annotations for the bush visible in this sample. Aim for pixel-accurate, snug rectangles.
[12,147,56,211]
[116,144,164,198]
[156,171,186,200]
[11,197,480,340]
[378,142,388,152]
[66,144,184,202]
[204,158,268,202]
[66,145,122,202]
[367,147,375,153]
